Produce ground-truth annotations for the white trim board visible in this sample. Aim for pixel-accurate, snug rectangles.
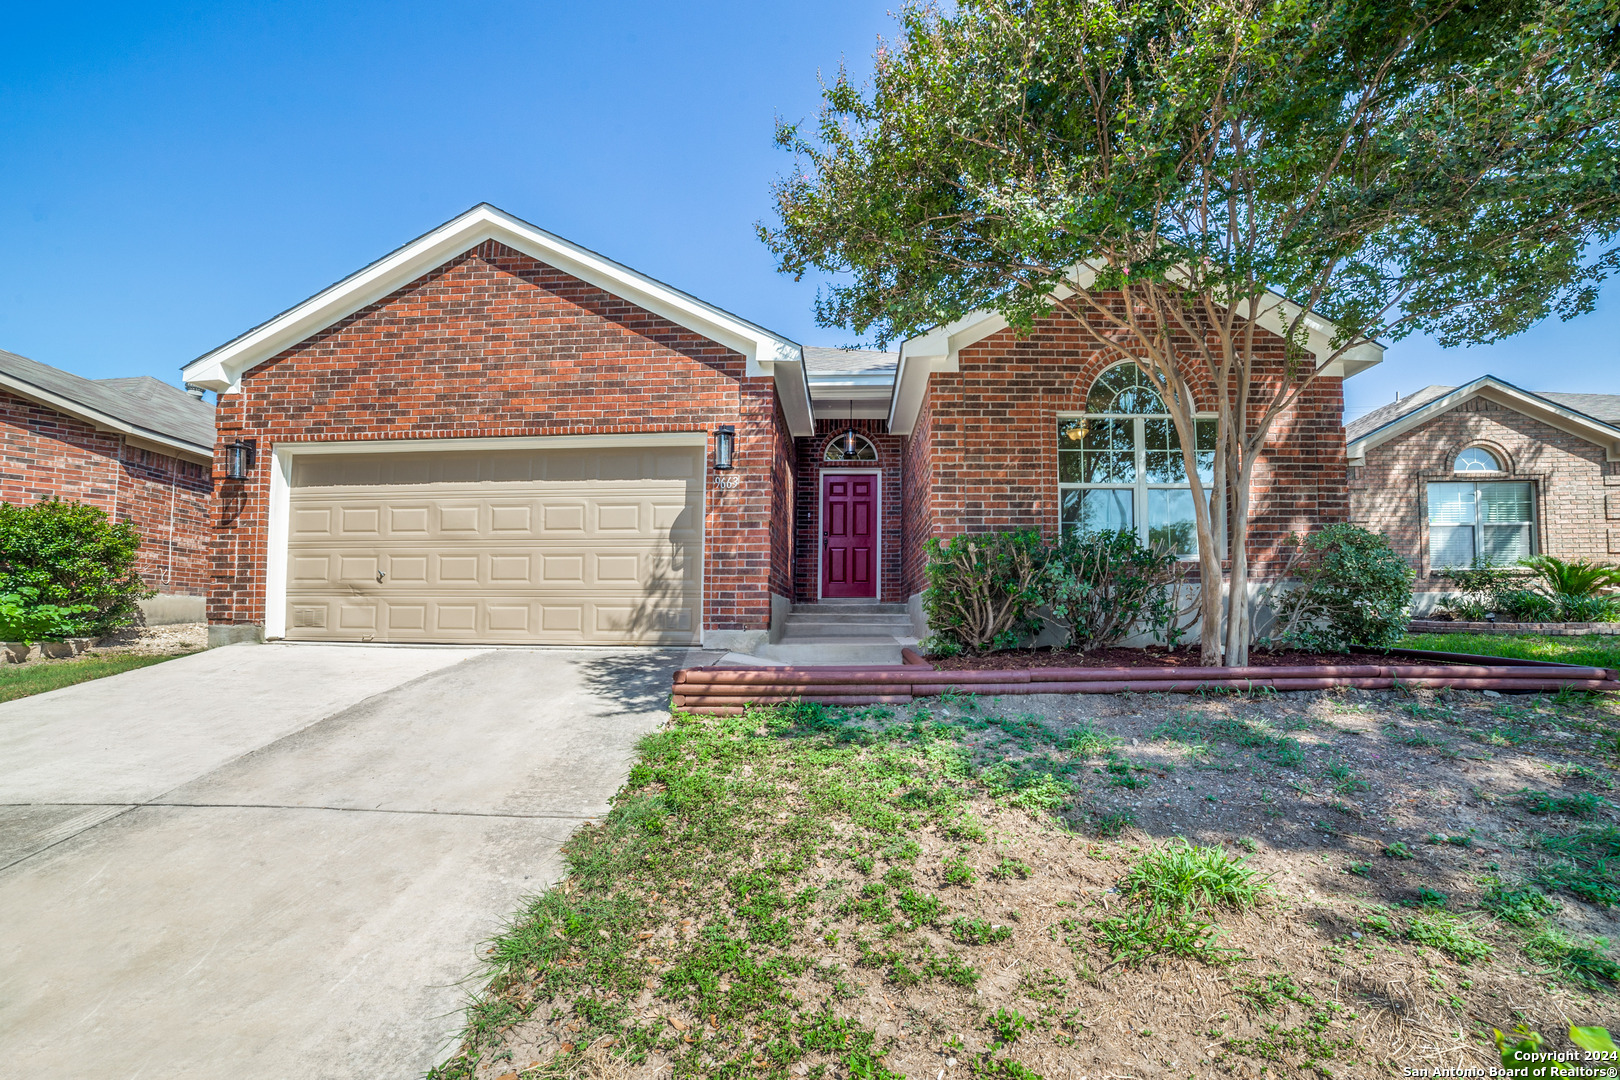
[1346,376,1620,464]
[816,467,883,602]
[181,204,815,436]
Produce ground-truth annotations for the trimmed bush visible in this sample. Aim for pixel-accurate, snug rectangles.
[0,500,152,638]
[920,531,1048,654]
[1044,529,1184,651]
[1259,524,1413,652]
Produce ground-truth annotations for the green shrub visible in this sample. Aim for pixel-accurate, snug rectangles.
[921,531,1048,653]
[1257,524,1413,652]
[1493,587,1560,623]
[0,587,98,643]
[1042,528,1185,651]
[1519,555,1620,600]
[0,500,151,638]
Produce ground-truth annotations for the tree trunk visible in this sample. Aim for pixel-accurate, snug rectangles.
[1224,465,1255,667]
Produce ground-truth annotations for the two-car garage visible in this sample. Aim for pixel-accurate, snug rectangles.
[279,441,704,645]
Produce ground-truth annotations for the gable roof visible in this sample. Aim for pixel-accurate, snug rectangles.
[885,270,1385,436]
[180,203,815,436]
[0,348,214,462]
[1345,375,1620,463]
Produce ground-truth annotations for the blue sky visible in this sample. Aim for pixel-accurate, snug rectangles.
[1,0,1613,424]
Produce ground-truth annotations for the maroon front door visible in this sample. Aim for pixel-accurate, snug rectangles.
[821,473,878,598]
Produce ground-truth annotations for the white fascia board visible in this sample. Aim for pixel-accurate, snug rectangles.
[1346,377,1620,463]
[0,372,213,463]
[183,205,815,434]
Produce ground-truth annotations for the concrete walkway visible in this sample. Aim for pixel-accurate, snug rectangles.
[0,642,700,1079]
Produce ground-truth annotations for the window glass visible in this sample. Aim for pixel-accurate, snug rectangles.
[1061,488,1133,534]
[1147,489,1197,555]
[1059,363,1210,555]
[1454,447,1502,473]
[824,433,877,461]
[1427,480,1535,568]
[1084,364,1167,414]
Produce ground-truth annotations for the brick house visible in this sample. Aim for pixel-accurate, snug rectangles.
[0,349,215,623]
[181,204,1380,650]
[1345,376,1620,612]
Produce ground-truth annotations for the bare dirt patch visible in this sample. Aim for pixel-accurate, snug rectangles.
[91,622,206,656]
[929,645,1469,670]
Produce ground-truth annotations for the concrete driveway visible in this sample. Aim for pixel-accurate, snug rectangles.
[0,642,701,1079]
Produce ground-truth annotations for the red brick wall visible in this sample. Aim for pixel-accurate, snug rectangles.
[1,388,213,596]
[900,389,936,597]
[1349,396,1620,600]
[768,396,797,602]
[793,419,905,603]
[210,239,787,635]
[900,300,1347,593]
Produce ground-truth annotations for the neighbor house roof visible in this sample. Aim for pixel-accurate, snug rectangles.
[0,348,215,462]
[180,203,816,436]
[885,268,1385,436]
[1344,375,1620,463]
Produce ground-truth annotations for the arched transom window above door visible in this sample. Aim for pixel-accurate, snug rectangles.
[824,432,877,461]
[1058,363,1215,556]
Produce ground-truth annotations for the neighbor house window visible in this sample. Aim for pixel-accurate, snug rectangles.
[1427,480,1535,568]
[1454,447,1503,473]
[1058,363,1215,556]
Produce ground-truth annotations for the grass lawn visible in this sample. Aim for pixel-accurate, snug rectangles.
[433,687,1620,1080]
[1400,632,1620,671]
[0,651,194,703]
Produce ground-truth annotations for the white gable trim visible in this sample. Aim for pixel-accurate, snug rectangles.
[1346,376,1620,464]
[886,269,1383,436]
[181,204,815,436]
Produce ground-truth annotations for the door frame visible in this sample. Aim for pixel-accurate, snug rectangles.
[816,468,882,601]
[265,431,708,641]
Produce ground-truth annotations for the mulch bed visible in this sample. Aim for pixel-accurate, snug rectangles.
[928,645,1439,670]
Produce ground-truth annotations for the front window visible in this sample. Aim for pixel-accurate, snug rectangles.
[1427,481,1535,568]
[1058,364,1215,556]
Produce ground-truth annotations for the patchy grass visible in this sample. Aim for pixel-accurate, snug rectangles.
[0,651,191,703]
[433,686,1620,1080]
[1399,632,1620,671]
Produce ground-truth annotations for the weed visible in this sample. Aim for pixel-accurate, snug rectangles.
[1549,763,1615,789]
[942,855,977,887]
[1226,974,1355,1071]
[984,1006,1030,1044]
[949,917,1013,946]
[1426,832,1473,848]
[1065,721,1122,757]
[1120,838,1269,912]
[1481,884,1560,926]
[1236,837,1259,853]
[1529,825,1620,907]
[1093,810,1135,838]
[1325,761,1369,794]
[1093,903,1230,965]
[1384,841,1415,860]
[1363,912,1398,937]
[1347,862,1371,877]
[1516,789,1609,816]
[1407,912,1493,964]
[988,856,1031,881]
[1411,887,1449,909]
[1522,927,1620,990]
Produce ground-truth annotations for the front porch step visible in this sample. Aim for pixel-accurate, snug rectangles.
[755,641,905,665]
[789,602,908,616]
[781,614,913,632]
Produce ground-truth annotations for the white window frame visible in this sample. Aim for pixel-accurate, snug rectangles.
[1425,478,1538,570]
[1057,410,1216,559]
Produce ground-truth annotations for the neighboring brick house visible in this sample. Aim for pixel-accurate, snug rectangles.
[0,349,215,623]
[181,204,1381,648]
[1345,376,1620,612]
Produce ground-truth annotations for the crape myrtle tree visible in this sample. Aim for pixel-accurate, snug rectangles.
[762,0,1620,665]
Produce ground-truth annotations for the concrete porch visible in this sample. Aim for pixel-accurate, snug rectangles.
[727,600,919,666]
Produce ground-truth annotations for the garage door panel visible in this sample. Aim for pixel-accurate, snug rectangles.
[286,445,702,644]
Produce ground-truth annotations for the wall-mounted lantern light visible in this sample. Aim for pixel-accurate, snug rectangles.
[713,425,736,470]
[841,426,860,459]
[224,439,257,480]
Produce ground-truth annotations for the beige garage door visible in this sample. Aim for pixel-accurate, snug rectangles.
[284,445,703,644]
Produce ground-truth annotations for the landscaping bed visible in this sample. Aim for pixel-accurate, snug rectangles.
[432,686,1620,1080]
[933,645,1488,671]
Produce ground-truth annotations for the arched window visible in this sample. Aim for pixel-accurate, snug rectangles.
[1453,447,1503,473]
[825,432,877,461]
[1058,363,1215,556]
